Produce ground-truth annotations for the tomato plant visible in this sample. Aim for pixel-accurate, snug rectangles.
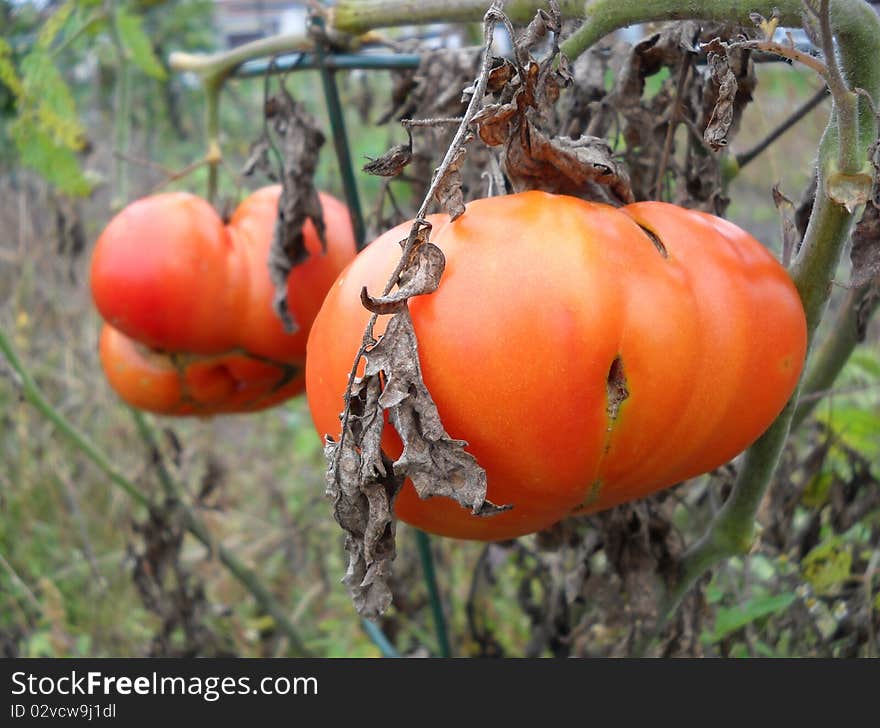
[91,185,357,414]
[306,191,808,540]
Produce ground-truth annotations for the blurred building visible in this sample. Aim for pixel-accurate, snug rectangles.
[213,0,309,47]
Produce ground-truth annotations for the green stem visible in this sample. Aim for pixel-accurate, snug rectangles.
[0,330,312,657]
[331,0,584,33]
[168,33,314,85]
[793,279,880,427]
[657,1,880,634]
[561,0,805,60]
[361,618,402,657]
[416,530,452,657]
[109,8,132,208]
[204,78,222,205]
[658,395,800,624]
[169,36,319,206]
[0,330,149,508]
[50,10,106,59]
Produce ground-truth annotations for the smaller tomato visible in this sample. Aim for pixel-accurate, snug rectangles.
[99,324,305,415]
[91,185,356,415]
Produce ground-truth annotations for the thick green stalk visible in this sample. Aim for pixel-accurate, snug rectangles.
[169,33,313,83]
[658,0,880,627]
[330,0,805,47]
[331,0,585,34]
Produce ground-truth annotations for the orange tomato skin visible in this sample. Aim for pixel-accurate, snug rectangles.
[305,191,807,541]
[99,324,305,416]
[91,186,355,415]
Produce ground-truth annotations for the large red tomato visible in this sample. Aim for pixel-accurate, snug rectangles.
[305,191,807,541]
[91,185,356,415]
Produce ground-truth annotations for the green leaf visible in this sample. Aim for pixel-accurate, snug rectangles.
[115,8,167,80]
[10,119,91,196]
[802,471,834,508]
[19,49,85,149]
[802,537,853,595]
[37,0,75,50]
[704,593,797,643]
[817,406,880,460]
[0,38,24,97]
[848,350,880,380]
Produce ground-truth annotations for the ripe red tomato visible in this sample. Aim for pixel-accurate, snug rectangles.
[305,191,807,540]
[91,185,356,415]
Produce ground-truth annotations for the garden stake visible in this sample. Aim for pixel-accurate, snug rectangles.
[312,16,367,250]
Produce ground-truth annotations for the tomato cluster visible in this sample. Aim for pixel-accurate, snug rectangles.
[306,192,808,540]
[90,185,356,415]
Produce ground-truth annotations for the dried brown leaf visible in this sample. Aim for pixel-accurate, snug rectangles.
[361,240,446,315]
[364,310,509,517]
[325,375,402,619]
[265,85,327,332]
[485,57,515,94]
[506,125,634,203]
[472,100,519,146]
[434,145,468,220]
[241,135,275,181]
[851,202,880,288]
[363,137,413,178]
[772,184,800,268]
[703,39,738,151]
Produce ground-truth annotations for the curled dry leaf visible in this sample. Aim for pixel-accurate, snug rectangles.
[363,129,413,178]
[703,38,738,151]
[325,375,402,619]
[361,227,445,314]
[263,85,327,332]
[473,58,633,203]
[363,310,509,518]
[241,135,275,181]
[772,184,801,268]
[433,145,468,220]
[327,207,505,616]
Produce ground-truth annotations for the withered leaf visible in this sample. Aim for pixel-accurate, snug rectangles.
[364,310,510,517]
[241,135,275,181]
[506,128,634,204]
[474,50,633,203]
[433,144,468,220]
[363,134,413,178]
[485,57,515,94]
[772,184,800,268]
[703,38,737,151]
[851,202,880,289]
[325,375,402,619]
[265,85,327,332]
[361,241,446,315]
[472,100,519,146]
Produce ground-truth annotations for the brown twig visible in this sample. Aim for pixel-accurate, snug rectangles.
[402,117,466,127]
[729,39,829,80]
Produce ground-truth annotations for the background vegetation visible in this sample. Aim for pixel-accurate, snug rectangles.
[1,0,878,657]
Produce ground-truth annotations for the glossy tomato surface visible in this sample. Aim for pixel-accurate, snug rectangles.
[305,191,807,540]
[91,185,356,415]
